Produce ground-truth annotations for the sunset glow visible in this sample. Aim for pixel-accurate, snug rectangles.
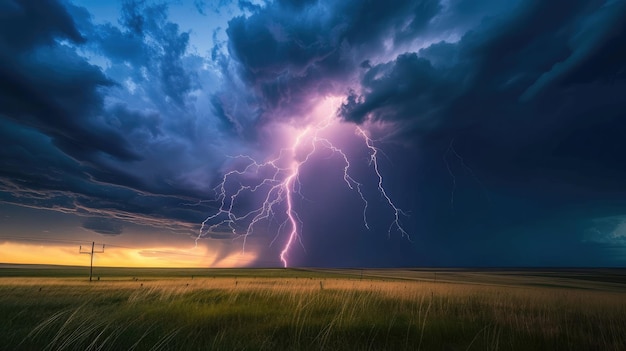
[0,241,257,268]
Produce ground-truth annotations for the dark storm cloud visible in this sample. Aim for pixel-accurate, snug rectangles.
[0,116,212,232]
[216,0,446,126]
[82,217,123,235]
[339,52,456,126]
[237,1,262,13]
[107,104,162,138]
[86,1,196,107]
[0,0,218,235]
[0,0,83,49]
[0,1,140,162]
[220,0,516,124]
[334,0,626,265]
[339,0,441,46]
[2,0,625,266]
[340,1,626,130]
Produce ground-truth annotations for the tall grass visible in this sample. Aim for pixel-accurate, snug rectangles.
[1,274,625,350]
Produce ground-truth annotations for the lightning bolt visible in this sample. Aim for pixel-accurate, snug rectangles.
[444,140,457,210]
[198,103,409,267]
[444,138,489,211]
[356,127,409,239]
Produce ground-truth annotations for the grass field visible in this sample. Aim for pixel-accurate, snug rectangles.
[1,265,625,350]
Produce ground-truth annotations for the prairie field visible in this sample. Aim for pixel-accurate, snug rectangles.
[1,266,625,350]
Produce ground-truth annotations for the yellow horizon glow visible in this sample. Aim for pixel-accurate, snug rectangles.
[0,241,258,268]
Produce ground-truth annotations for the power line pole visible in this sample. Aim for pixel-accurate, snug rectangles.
[80,242,105,282]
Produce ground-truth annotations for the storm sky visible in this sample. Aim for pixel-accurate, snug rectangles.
[1,0,626,267]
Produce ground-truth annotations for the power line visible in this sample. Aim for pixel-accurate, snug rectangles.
[80,242,105,282]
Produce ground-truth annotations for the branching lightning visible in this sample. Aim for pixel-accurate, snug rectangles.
[197,103,409,267]
[357,127,409,240]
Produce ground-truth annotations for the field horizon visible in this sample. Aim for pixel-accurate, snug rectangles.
[2,265,625,350]
[2,263,625,290]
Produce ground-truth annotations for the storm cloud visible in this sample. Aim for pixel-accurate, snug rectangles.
[82,217,124,235]
[1,0,625,267]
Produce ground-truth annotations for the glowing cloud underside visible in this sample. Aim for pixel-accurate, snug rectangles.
[197,98,410,267]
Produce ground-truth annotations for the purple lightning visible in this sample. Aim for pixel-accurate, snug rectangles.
[197,99,409,267]
[356,127,410,240]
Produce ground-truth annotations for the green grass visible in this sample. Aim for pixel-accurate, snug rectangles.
[1,267,625,350]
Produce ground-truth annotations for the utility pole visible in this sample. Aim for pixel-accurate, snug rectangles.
[80,242,105,282]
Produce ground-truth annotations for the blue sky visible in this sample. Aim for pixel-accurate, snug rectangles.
[1,0,625,267]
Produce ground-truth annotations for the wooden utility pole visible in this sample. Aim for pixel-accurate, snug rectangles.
[80,242,105,281]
